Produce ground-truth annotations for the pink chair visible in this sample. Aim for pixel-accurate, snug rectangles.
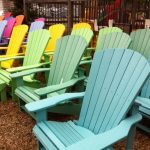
[1,18,16,45]
[35,18,45,22]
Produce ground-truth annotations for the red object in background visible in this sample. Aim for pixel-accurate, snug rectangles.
[105,0,121,21]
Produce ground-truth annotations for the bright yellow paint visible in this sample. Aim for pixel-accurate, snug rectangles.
[0,25,28,69]
[45,24,65,52]
[72,23,91,31]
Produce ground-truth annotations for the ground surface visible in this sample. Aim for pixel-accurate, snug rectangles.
[0,100,150,150]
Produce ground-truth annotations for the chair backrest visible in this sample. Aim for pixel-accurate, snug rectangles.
[129,29,150,98]
[72,23,91,31]
[5,16,13,21]
[0,16,4,21]
[14,15,24,26]
[1,25,28,69]
[23,29,50,66]
[78,48,150,134]
[96,32,131,51]
[96,27,122,49]
[4,12,11,19]
[29,21,45,32]
[47,35,87,87]
[71,28,94,45]
[3,18,16,38]
[35,18,45,22]
[0,20,7,39]
[45,24,65,52]
[129,29,150,59]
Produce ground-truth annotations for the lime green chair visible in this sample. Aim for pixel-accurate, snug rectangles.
[0,29,50,101]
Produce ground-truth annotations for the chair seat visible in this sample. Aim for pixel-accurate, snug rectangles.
[33,121,94,150]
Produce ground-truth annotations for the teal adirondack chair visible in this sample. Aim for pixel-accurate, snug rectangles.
[129,29,150,133]
[71,28,94,61]
[0,29,50,101]
[25,48,150,150]
[10,35,88,115]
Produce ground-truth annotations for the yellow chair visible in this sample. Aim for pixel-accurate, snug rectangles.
[45,24,65,52]
[0,25,28,69]
[72,22,91,31]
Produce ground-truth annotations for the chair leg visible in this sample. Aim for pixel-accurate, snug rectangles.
[1,87,7,102]
[125,125,136,150]
[38,141,45,150]
[11,84,18,102]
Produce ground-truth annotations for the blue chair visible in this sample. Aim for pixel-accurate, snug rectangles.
[25,48,150,150]
[0,20,7,40]
[29,21,45,32]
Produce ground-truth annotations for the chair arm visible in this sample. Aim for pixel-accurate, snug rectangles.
[66,113,142,150]
[81,56,92,61]
[34,76,86,96]
[0,46,8,50]
[135,96,150,109]
[0,56,24,62]
[44,51,54,56]
[80,60,92,65]
[7,62,50,73]
[10,68,50,79]
[21,45,26,48]
[25,92,85,112]
[86,47,95,51]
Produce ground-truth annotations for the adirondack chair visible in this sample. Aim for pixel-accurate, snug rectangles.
[22,21,45,45]
[2,18,16,44]
[71,28,94,44]
[0,20,7,41]
[81,31,131,78]
[77,27,123,64]
[10,35,88,115]
[35,18,45,22]
[0,29,50,101]
[14,15,24,26]
[0,16,4,21]
[0,25,28,68]
[44,27,93,66]
[29,21,45,32]
[72,22,91,31]
[129,29,150,133]
[45,24,65,53]
[91,27,122,52]
[25,48,150,150]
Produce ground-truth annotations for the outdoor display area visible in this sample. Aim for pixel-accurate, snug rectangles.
[0,0,150,149]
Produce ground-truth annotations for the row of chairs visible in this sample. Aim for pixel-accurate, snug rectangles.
[0,20,150,149]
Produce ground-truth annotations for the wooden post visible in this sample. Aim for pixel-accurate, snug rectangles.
[23,0,28,21]
[67,0,73,34]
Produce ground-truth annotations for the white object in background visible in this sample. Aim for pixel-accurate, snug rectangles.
[145,19,150,28]
[108,19,114,27]
[94,19,99,31]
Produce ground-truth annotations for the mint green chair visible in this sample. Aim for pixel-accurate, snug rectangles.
[129,29,150,133]
[25,48,150,150]
[10,35,88,115]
